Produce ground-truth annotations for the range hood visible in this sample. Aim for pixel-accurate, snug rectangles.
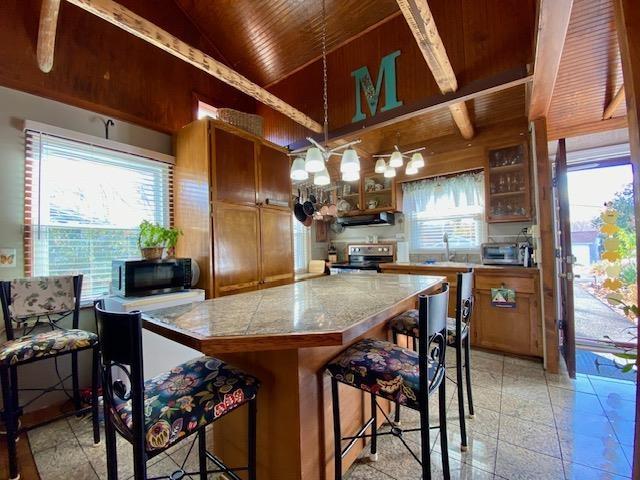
[336,212,395,227]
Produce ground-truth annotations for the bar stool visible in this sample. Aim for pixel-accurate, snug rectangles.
[94,301,259,480]
[326,285,451,480]
[390,270,475,451]
[0,275,100,480]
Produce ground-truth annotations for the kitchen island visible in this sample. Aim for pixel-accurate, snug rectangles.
[143,273,445,480]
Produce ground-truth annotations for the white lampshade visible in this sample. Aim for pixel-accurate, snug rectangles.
[405,160,418,175]
[305,147,325,173]
[384,165,396,178]
[374,158,387,174]
[389,150,403,168]
[340,148,360,173]
[313,167,331,186]
[411,152,425,169]
[290,156,309,180]
[342,170,359,182]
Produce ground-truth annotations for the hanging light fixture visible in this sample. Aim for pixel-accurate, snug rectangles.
[389,150,403,168]
[374,158,387,174]
[342,170,359,182]
[288,0,361,184]
[290,156,308,180]
[373,140,427,177]
[384,165,396,178]
[411,152,425,169]
[405,160,418,175]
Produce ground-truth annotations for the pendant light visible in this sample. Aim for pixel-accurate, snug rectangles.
[342,170,359,182]
[288,0,361,184]
[384,165,396,178]
[290,156,308,180]
[373,138,427,177]
[374,158,386,174]
[405,160,418,175]
[411,152,425,169]
[389,150,403,168]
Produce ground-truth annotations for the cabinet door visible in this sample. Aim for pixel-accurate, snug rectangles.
[260,208,294,288]
[473,291,541,356]
[213,127,257,205]
[213,202,260,296]
[258,145,291,207]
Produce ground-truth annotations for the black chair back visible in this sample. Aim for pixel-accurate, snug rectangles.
[417,283,449,395]
[0,275,83,341]
[455,270,474,333]
[93,300,146,449]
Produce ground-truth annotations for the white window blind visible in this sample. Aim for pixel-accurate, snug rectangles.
[403,172,486,253]
[293,217,311,273]
[24,129,173,302]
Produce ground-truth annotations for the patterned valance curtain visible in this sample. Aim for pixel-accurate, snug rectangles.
[402,171,485,214]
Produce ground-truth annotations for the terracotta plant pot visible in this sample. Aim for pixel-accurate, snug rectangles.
[140,247,164,260]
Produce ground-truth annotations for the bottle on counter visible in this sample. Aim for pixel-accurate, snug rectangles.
[328,243,338,264]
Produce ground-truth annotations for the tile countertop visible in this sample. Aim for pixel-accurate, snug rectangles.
[144,273,444,346]
[379,262,539,275]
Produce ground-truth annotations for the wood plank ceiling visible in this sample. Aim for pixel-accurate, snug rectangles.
[173,0,400,87]
[547,0,626,140]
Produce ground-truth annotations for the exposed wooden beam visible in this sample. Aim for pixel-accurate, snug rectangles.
[396,0,475,139]
[548,116,628,140]
[64,0,323,134]
[603,85,626,119]
[37,0,62,73]
[528,0,574,120]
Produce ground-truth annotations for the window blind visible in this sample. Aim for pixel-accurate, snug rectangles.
[293,217,311,273]
[24,129,173,301]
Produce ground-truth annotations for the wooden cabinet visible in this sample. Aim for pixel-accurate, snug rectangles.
[472,270,542,357]
[485,142,533,223]
[379,264,543,358]
[175,118,293,298]
[333,169,398,216]
[260,208,294,288]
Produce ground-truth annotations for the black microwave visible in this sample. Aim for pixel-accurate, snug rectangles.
[111,258,192,297]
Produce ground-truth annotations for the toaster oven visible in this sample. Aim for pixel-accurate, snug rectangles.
[481,243,526,266]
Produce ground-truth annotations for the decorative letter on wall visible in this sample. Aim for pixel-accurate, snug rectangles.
[351,50,403,123]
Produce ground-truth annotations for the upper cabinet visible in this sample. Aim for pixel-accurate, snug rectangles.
[213,127,257,205]
[258,145,291,208]
[333,169,398,216]
[485,142,532,223]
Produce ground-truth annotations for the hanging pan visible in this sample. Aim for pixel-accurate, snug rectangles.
[303,188,316,216]
[294,189,308,223]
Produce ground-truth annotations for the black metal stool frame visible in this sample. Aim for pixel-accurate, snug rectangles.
[0,275,100,480]
[94,301,257,480]
[330,286,451,480]
[393,270,475,451]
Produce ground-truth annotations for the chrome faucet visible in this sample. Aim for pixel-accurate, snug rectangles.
[443,232,452,261]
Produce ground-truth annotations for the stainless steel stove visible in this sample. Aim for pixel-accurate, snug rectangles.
[329,244,395,275]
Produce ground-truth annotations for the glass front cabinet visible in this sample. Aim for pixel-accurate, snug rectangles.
[485,143,532,223]
[333,170,398,216]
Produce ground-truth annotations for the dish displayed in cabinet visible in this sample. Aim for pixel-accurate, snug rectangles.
[485,143,532,223]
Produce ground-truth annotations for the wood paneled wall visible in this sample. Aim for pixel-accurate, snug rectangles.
[257,0,536,147]
[0,0,255,133]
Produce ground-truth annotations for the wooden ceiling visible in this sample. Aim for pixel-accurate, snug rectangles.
[173,0,400,87]
[547,0,626,140]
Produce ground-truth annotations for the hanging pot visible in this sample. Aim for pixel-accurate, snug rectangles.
[303,188,315,216]
[303,214,313,227]
[294,189,308,223]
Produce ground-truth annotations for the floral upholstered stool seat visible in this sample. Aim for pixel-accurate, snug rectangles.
[389,310,469,344]
[325,338,442,411]
[0,329,98,366]
[112,356,260,453]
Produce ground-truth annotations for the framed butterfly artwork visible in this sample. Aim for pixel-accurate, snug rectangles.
[0,248,16,268]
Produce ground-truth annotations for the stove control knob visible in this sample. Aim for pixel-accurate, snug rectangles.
[378,247,383,252]
[383,248,389,252]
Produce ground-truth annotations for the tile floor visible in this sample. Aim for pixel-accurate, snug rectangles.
[25,349,636,480]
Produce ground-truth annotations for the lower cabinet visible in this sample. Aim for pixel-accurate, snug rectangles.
[260,207,294,288]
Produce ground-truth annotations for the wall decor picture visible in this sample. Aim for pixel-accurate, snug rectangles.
[491,287,516,308]
[0,248,16,267]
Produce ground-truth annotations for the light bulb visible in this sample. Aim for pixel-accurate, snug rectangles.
[384,165,396,178]
[342,170,359,182]
[389,150,403,168]
[374,158,387,174]
[340,148,360,173]
[313,167,330,186]
[290,157,309,180]
[305,147,325,173]
[405,160,418,175]
[411,152,425,169]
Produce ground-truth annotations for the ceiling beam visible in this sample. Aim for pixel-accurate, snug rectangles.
[528,0,574,120]
[37,0,62,73]
[64,0,323,133]
[396,0,475,139]
[603,85,626,119]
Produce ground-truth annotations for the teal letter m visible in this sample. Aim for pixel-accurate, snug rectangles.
[351,50,403,123]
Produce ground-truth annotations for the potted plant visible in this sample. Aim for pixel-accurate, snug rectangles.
[138,220,182,260]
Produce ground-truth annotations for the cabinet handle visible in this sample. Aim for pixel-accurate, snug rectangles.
[264,198,288,208]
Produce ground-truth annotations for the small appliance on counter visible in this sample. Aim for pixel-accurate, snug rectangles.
[330,244,394,274]
[481,242,532,266]
[111,258,194,297]
[328,244,338,264]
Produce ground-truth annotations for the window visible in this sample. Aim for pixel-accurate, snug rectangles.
[197,100,218,120]
[403,172,486,253]
[24,126,173,302]
[293,217,311,273]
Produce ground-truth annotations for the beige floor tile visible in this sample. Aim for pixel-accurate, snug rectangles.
[34,437,92,480]
[470,369,503,391]
[500,393,555,427]
[502,362,545,380]
[498,414,561,458]
[600,396,636,423]
[558,429,631,477]
[545,373,596,394]
[472,350,505,363]
[589,378,636,403]
[447,406,500,438]
[28,419,74,453]
[431,454,496,479]
[42,462,99,480]
[553,408,616,439]
[609,419,635,447]
[347,462,396,479]
[469,354,504,375]
[501,375,550,403]
[563,461,632,480]
[433,426,498,474]
[503,356,543,369]
[495,441,564,480]
[549,386,605,415]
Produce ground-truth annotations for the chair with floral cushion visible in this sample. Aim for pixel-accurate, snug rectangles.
[0,274,100,480]
[389,270,475,452]
[94,300,259,480]
[326,285,451,480]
